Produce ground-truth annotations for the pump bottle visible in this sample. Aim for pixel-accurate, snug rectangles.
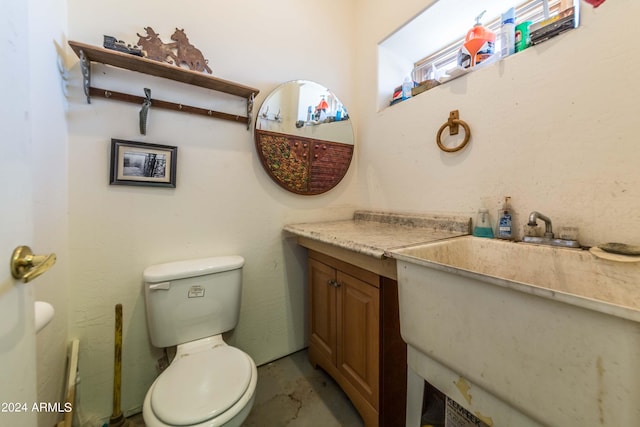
[496,196,514,240]
[402,76,413,100]
[458,10,496,69]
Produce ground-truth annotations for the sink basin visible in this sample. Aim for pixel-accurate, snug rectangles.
[35,301,54,333]
[392,236,640,318]
[390,236,640,427]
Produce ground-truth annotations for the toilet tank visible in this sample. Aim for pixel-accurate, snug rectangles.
[143,256,244,348]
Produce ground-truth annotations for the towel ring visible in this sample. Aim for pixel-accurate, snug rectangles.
[436,110,471,153]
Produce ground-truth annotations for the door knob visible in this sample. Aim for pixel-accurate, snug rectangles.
[10,246,57,283]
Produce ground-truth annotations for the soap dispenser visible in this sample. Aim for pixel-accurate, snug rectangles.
[496,196,514,240]
[473,208,494,238]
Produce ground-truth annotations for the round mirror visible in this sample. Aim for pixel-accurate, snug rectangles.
[254,80,354,195]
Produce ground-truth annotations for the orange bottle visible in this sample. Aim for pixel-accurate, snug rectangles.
[458,11,496,69]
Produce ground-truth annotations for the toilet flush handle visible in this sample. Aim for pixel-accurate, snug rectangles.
[149,282,171,290]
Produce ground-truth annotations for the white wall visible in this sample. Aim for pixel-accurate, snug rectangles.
[354,0,640,246]
[65,0,360,420]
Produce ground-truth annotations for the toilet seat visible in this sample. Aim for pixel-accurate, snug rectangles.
[150,345,252,425]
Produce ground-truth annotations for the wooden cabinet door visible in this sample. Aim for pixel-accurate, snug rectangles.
[337,270,380,410]
[308,258,337,366]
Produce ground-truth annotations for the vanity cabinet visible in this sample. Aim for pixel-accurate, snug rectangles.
[285,211,471,427]
[307,250,405,427]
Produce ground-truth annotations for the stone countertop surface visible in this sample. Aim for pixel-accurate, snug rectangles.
[284,210,471,259]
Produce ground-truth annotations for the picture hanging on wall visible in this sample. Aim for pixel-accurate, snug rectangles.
[109,139,177,188]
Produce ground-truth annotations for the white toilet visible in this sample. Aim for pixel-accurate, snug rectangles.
[142,256,257,427]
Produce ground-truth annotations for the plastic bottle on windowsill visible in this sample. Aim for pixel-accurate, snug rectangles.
[499,7,516,58]
[401,76,413,100]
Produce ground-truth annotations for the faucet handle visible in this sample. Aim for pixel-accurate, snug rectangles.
[558,227,579,241]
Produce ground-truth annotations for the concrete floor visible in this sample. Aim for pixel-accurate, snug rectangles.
[129,348,364,427]
[243,348,364,427]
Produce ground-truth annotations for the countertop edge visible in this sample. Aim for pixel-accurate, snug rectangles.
[283,226,387,259]
[283,211,472,260]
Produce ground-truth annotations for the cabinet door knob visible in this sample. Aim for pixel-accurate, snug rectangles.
[328,279,341,288]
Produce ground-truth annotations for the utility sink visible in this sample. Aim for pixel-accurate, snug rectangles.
[390,236,640,427]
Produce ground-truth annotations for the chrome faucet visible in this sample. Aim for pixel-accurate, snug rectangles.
[524,211,581,248]
[527,211,553,238]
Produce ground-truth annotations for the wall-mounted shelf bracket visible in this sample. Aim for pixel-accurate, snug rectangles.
[69,41,259,129]
[79,49,91,104]
[247,93,255,130]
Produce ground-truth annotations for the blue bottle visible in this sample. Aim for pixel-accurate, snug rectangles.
[496,196,514,240]
[402,77,413,100]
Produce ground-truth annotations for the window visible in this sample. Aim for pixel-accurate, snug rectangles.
[376,0,580,109]
[412,0,577,83]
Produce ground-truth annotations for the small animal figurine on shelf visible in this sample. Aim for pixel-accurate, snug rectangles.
[170,28,212,74]
[136,27,178,64]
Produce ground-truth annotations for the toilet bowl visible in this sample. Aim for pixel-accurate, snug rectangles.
[142,256,256,427]
[142,336,257,427]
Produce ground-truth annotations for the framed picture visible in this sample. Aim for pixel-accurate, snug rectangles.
[110,139,177,187]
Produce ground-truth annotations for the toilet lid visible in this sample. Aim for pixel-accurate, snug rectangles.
[151,346,252,425]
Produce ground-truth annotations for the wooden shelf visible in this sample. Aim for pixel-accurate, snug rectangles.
[68,40,260,128]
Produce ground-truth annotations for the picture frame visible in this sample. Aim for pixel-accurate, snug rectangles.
[110,139,177,188]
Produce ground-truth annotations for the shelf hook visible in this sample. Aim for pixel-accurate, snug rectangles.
[139,88,152,135]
